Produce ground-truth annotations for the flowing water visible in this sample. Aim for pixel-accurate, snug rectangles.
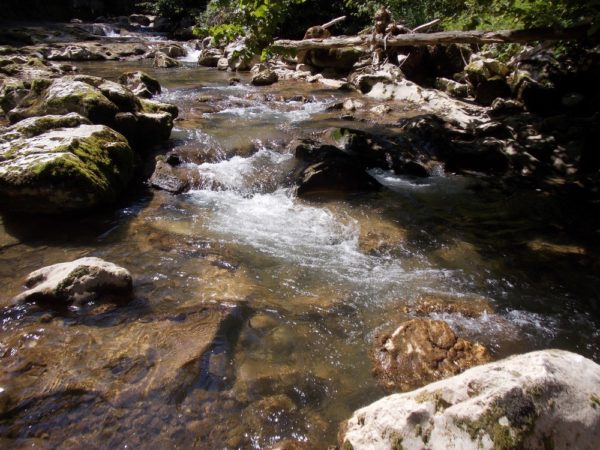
[1,57,599,449]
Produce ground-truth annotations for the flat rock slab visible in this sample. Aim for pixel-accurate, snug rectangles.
[0,303,246,417]
[341,349,600,450]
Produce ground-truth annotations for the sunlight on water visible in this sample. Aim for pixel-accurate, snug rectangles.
[215,99,331,123]
[192,148,291,191]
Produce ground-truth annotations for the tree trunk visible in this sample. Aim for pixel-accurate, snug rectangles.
[273,25,590,51]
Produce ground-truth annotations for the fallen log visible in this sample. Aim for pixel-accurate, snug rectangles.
[273,25,590,51]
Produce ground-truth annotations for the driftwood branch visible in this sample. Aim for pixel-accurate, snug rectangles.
[273,25,590,50]
[322,16,346,29]
[411,19,441,33]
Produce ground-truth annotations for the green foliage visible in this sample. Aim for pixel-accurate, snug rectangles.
[141,0,209,20]
[445,0,600,31]
[343,0,598,30]
[204,0,305,60]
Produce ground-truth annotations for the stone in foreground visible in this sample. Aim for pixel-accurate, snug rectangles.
[341,349,600,450]
[372,318,490,392]
[13,257,132,304]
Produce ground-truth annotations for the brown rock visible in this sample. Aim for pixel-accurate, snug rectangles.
[372,318,490,391]
[154,52,180,68]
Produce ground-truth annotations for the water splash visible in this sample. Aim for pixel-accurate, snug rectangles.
[178,42,201,63]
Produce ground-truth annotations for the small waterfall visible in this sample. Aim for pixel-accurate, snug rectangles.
[79,23,122,37]
[179,42,201,63]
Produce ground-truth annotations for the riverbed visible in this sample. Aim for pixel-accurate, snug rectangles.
[1,55,599,448]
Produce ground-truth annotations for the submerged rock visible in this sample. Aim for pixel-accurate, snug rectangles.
[371,318,490,392]
[13,257,132,305]
[341,349,600,450]
[0,302,247,423]
[408,293,494,318]
[0,114,134,213]
[118,71,161,98]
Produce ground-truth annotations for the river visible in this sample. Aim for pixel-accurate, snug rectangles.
[1,55,599,448]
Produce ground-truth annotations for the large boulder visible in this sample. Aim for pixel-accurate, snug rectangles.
[8,77,119,124]
[198,48,223,67]
[12,257,133,305]
[0,113,134,213]
[118,71,161,98]
[290,139,382,196]
[371,318,490,392]
[113,111,173,149]
[4,75,176,149]
[322,127,396,170]
[340,349,600,450]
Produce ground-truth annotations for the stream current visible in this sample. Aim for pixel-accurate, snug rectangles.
[1,58,599,448]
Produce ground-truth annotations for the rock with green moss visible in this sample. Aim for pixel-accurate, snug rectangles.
[140,98,178,118]
[435,77,469,98]
[4,75,176,149]
[8,76,119,124]
[465,58,510,86]
[340,350,600,450]
[0,113,134,213]
[12,257,132,305]
[0,78,30,113]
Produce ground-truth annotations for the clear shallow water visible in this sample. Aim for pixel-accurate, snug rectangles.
[1,60,599,449]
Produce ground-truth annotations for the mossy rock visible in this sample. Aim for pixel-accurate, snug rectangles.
[140,98,178,118]
[0,115,134,213]
[8,77,118,125]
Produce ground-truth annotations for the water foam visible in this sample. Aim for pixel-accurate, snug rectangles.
[192,148,291,192]
[178,43,201,63]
